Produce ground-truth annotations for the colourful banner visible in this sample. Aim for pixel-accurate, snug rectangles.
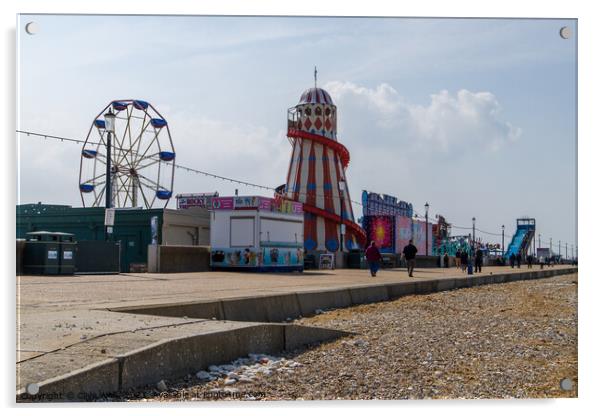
[271,196,304,214]
[234,196,261,209]
[210,195,303,214]
[211,197,235,210]
[210,246,304,269]
[395,217,434,255]
[364,216,395,252]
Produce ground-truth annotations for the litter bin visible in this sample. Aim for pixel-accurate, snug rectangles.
[347,249,362,268]
[23,231,76,275]
[59,233,77,275]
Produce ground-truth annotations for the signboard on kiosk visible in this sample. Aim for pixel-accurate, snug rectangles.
[176,192,218,209]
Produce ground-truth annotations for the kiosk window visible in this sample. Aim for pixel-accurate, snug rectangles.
[230,217,254,247]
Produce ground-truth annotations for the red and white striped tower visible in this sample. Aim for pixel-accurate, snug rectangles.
[284,77,366,252]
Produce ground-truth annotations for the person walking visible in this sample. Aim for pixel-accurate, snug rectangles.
[365,241,382,277]
[402,239,418,277]
[443,252,449,268]
[527,254,533,269]
[509,253,515,268]
[455,250,461,268]
[475,247,483,273]
[460,250,468,273]
[516,253,521,268]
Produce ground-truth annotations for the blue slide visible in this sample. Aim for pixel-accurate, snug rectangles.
[505,219,535,258]
[506,228,528,258]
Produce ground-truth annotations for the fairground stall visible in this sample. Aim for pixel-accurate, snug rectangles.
[209,196,304,272]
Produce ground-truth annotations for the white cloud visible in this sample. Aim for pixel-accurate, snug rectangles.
[325,81,521,152]
[166,114,290,196]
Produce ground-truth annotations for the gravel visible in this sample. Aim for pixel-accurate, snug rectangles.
[117,273,578,401]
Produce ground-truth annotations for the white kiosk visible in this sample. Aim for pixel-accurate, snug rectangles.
[209,196,304,272]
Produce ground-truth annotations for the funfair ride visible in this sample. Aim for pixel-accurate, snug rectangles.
[282,83,366,252]
[78,100,175,208]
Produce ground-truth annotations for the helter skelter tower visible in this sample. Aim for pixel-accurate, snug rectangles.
[283,72,367,252]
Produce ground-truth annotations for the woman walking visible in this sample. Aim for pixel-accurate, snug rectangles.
[365,241,382,277]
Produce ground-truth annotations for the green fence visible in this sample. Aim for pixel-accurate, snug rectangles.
[16,204,164,272]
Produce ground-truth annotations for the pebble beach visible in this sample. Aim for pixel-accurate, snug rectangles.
[118,273,578,401]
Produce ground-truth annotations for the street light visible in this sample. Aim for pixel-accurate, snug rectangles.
[472,217,476,253]
[502,225,505,254]
[571,244,574,260]
[104,108,116,209]
[338,179,346,252]
[424,202,430,256]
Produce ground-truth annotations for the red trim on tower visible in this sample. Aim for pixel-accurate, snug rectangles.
[287,128,350,168]
[302,203,367,246]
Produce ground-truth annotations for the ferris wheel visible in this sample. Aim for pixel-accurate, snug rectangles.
[78,100,176,208]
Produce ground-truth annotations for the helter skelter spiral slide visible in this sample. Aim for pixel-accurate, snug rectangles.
[282,81,367,253]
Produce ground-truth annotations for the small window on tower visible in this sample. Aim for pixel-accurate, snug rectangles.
[304,107,312,116]
[315,106,322,115]
[325,107,331,116]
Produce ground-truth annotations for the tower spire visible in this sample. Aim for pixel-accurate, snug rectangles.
[314,66,317,88]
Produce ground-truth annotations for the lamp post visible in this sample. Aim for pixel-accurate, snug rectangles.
[104,109,116,241]
[558,240,561,260]
[338,179,346,252]
[472,217,476,253]
[104,108,116,209]
[502,225,505,255]
[571,244,574,260]
[565,242,568,260]
[424,202,430,256]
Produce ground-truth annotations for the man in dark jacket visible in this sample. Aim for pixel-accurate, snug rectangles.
[365,241,382,277]
[475,248,483,273]
[510,253,515,268]
[527,254,533,268]
[402,239,418,277]
[460,250,469,272]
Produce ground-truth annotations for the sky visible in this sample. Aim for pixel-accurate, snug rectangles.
[16,15,577,252]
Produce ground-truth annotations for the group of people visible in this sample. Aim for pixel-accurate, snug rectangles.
[450,248,483,273]
[365,239,418,277]
[509,253,538,268]
[364,241,484,278]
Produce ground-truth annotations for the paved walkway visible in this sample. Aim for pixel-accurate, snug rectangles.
[17,265,568,360]
[16,265,575,394]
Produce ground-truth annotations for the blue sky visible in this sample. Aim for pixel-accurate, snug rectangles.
[17,15,577,252]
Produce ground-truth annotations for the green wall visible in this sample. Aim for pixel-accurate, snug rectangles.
[16,204,164,272]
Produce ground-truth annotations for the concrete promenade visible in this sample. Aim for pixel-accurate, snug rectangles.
[17,265,576,399]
